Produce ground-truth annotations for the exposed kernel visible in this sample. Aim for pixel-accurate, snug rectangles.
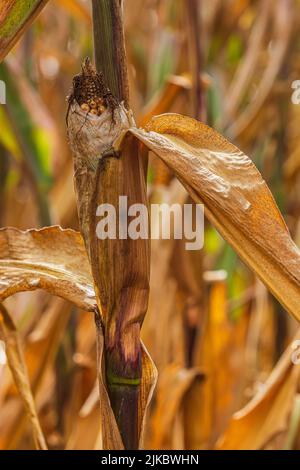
[81,103,90,112]
[98,105,106,114]
[89,99,97,109]
[67,58,119,124]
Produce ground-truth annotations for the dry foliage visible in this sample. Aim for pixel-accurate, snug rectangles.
[0,0,300,451]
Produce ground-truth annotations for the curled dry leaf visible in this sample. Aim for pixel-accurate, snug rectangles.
[216,329,300,450]
[0,226,96,311]
[130,113,300,323]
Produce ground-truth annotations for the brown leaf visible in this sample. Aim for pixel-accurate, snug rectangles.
[130,113,300,323]
[0,226,96,311]
[0,304,47,450]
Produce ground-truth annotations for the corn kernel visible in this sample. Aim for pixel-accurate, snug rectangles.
[98,105,106,114]
[89,100,97,109]
[81,103,90,112]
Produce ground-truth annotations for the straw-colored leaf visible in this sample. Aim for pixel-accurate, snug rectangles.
[0,226,96,311]
[130,113,300,323]
[0,304,47,450]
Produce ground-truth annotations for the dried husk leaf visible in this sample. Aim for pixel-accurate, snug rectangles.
[0,304,47,450]
[67,102,132,251]
[216,329,300,449]
[0,226,96,311]
[130,113,300,323]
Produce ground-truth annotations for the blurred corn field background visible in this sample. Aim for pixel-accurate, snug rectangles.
[1,0,300,450]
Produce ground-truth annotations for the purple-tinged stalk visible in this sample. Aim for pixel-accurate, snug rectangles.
[67,1,150,449]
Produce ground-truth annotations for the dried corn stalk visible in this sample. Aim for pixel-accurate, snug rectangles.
[67,59,152,449]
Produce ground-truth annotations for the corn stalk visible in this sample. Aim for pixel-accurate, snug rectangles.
[67,0,150,449]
